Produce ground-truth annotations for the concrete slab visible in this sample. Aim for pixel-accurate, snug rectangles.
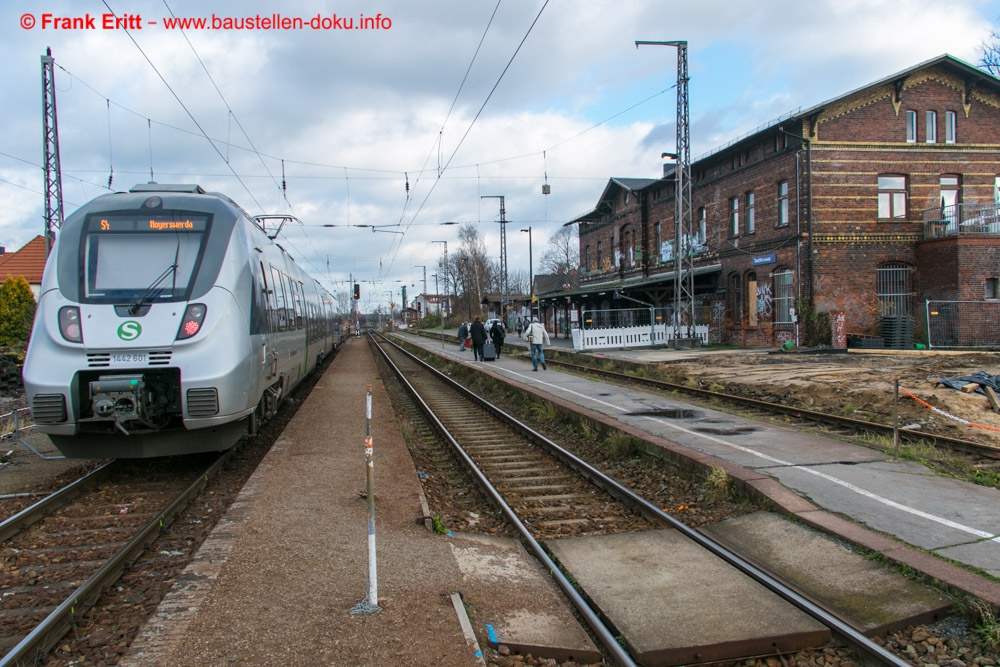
[936,540,1000,578]
[702,512,953,634]
[447,533,602,663]
[768,461,1000,551]
[545,529,829,667]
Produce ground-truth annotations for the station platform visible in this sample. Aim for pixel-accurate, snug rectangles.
[119,332,1000,666]
[122,338,597,666]
[403,329,1000,602]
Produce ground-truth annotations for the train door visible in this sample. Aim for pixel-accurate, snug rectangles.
[293,279,308,376]
[259,261,278,381]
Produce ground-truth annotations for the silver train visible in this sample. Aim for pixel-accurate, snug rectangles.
[23,184,345,458]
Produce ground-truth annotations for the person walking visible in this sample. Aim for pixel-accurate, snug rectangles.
[524,316,550,371]
[456,321,469,351]
[516,318,523,338]
[489,319,506,357]
[469,316,488,361]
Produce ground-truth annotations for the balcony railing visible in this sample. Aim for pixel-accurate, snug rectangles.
[923,202,1000,238]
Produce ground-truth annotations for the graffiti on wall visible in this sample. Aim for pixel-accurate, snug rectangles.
[831,311,846,348]
[711,301,725,344]
[756,282,773,318]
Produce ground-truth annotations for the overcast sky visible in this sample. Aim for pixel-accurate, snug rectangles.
[2,0,997,308]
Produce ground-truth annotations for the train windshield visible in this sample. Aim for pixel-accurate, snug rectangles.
[81,214,210,303]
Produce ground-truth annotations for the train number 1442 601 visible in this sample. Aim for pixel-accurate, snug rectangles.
[112,352,147,364]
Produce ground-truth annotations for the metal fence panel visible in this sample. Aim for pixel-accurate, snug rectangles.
[926,300,1000,349]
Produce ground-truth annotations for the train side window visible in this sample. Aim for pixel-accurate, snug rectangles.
[271,267,288,331]
[260,262,276,333]
[293,281,304,330]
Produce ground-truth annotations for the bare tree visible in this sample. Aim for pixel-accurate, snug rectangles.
[538,225,580,275]
[449,223,495,318]
[507,267,529,296]
[334,289,352,316]
[981,28,1000,76]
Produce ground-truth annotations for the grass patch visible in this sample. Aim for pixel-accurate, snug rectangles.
[605,432,642,459]
[965,598,1000,651]
[702,466,733,501]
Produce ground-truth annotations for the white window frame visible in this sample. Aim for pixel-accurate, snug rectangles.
[773,269,794,324]
[945,111,956,144]
[878,175,907,219]
[698,207,707,244]
[906,110,917,143]
[926,110,937,143]
[745,191,755,234]
[777,181,789,227]
[729,197,739,236]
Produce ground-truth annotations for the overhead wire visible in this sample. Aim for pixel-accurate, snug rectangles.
[382,0,551,282]
[102,0,265,213]
[12,5,673,291]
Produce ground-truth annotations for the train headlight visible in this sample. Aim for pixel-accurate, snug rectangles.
[176,303,207,340]
[58,306,83,343]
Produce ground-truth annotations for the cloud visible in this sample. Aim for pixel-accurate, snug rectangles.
[1,0,995,297]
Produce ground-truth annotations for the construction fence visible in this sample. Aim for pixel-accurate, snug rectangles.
[926,300,1000,349]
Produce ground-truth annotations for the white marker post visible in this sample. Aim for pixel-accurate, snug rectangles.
[351,385,381,614]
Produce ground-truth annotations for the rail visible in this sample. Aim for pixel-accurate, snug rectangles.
[372,332,911,667]
[0,451,233,666]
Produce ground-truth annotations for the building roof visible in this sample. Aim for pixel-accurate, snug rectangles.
[694,53,1000,163]
[567,178,661,226]
[0,236,46,284]
[570,54,1000,229]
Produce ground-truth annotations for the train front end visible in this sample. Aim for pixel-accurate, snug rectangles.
[23,184,255,458]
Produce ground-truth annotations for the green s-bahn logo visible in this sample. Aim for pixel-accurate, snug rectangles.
[117,321,142,341]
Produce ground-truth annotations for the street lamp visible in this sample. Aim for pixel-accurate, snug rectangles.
[520,227,532,320]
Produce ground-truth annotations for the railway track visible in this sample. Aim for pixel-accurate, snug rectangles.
[371,333,911,667]
[406,330,1000,461]
[0,453,230,666]
[542,356,1000,460]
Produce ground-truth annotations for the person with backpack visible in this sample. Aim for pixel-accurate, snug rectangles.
[489,319,506,357]
[523,316,550,371]
[469,316,488,361]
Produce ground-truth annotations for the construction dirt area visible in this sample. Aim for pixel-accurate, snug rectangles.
[652,349,1000,449]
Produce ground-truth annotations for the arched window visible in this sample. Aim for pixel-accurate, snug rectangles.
[747,271,759,327]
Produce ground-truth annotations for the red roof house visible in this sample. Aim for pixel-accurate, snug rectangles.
[0,236,47,299]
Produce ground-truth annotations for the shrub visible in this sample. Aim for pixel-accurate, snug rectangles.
[0,276,36,346]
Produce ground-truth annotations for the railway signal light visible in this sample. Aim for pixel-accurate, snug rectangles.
[353,283,360,300]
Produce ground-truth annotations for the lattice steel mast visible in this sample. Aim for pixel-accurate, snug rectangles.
[41,47,64,257]
[481,195,507,324]
[637,40,695,343]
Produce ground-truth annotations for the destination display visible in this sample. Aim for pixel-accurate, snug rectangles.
[88,215,209,233]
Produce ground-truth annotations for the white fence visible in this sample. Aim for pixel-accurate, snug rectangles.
[572,306,709,351]
[571,324,709,351]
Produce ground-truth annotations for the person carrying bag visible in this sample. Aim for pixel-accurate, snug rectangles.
[524,316,550,371]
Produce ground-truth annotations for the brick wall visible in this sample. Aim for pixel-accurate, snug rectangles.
[575,58,1000,346]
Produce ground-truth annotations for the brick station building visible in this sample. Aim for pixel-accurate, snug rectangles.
[566,54,1000,347]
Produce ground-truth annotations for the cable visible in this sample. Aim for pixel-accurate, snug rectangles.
[383,0,552,282]
[102,0,264,212]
